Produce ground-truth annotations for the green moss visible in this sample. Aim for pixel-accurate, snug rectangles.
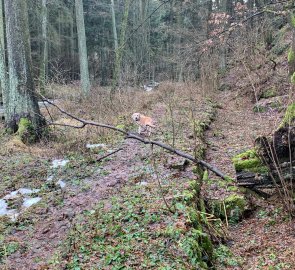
[17,117,35,143]
[115,124,125,130]
[209,194,247,224]
[225,194,246,210]
[180,229,213,269]
[291,13,295,28]
[202,170,209,182]
[232,149,264,172]
[182,190,197,203]
[227,186,238,192]
[186,206,199,227]
[224,194,246,224]
[288,49,295,64]
[253,105,268,113]
[261,88,277,99]
[291,73,295,84]
[279,102,295,128]
[189,180,200,193]
[224,176,234,183]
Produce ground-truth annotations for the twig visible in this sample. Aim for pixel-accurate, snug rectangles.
[96,148,123,162]
[223,201,229,228]
[41,97,227,180]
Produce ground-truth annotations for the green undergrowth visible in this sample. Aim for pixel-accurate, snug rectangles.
[58,174,224,269]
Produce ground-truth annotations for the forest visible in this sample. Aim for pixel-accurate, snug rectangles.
[0,0,295,269]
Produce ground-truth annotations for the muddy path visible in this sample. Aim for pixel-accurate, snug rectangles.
[4,139,150,269]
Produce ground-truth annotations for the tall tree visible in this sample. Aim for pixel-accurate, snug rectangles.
[39,0,48,94]
[111,0,131,92]
[0,0,8,115]
[4,0,43,133]
[110,0,118,51]
[289,12,295,79]
[75,0,90,94]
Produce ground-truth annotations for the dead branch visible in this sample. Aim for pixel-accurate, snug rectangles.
[96,148,123,162]
[42,98,227,180]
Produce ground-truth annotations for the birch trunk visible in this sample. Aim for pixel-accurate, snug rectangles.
[75,0,90,94]
[4,0,44,132]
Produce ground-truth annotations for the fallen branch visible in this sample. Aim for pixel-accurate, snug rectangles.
[42,98,227,180]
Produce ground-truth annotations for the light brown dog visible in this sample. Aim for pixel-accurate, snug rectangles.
[132,113,156,136]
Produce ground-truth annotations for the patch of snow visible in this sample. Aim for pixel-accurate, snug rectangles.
[47,175,54,182]
[0,199,19,221]
[57,179,66,189]
[22,197,42,208]
[3,188,40,200]
[18,188,40,195]
[138,181,148,186]
[0,199,8,215]
[86,143,106,149]
[143,85,153,91]
[6,210,19,222]
[3,191,19,200]
[51,159,69,168]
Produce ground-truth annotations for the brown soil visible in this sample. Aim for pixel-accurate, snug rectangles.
[206,89,295,269]
[3,140,148,270]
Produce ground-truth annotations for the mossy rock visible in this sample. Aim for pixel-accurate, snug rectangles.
[209,194,247,224]
[279,102,295,128]
[232,149,265,173]
[224,194,246,219]
[17,118,36,143]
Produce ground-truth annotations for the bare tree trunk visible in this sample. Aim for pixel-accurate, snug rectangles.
[0,0,8,116]
[110,0,118,51]
[4,0,43,133]
[111,0,131,92]
[70,4,76,81]
[39,0,48,94]
[75,0,90,94]
[289,13,295,78]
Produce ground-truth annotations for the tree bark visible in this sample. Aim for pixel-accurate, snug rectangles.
[4,0,43,132]
[39,0,48,94]
[289,13,295,77]
[0,0,8,116]
[110,0,118,51]
[111,0,131,92]
[75,0,90,94]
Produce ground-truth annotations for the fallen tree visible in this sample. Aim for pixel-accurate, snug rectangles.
[42,98,227,180]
